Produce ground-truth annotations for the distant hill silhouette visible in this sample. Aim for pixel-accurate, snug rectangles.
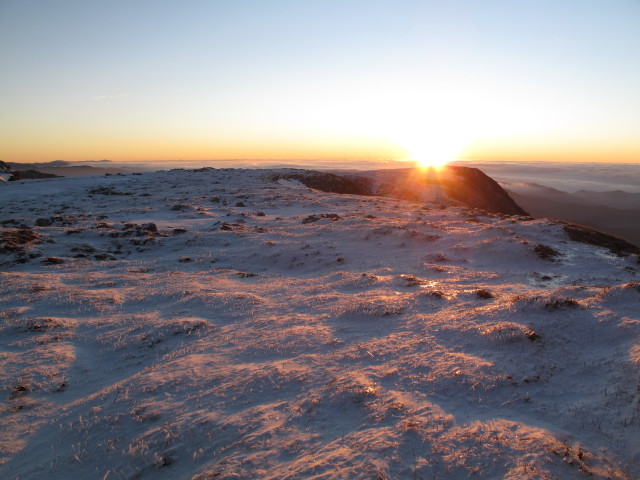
[505,183,640,247]
[0,161,59,181]
[8,161,141,177]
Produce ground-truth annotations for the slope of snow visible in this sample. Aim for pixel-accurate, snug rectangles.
[0,168,638,479]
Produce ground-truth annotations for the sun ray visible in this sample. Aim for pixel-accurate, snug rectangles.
[398,131,465,170]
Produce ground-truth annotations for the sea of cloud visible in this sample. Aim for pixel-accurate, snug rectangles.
[459,160,640,194]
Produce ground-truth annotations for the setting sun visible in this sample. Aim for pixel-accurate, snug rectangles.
[398,132,466,169]
[409,146,452,169]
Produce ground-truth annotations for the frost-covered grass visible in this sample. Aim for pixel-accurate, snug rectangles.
[0,168,638,479]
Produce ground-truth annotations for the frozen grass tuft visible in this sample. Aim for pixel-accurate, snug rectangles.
[482,322,541,343]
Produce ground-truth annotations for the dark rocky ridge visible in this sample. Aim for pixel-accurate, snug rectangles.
[444,166,529,216]
[269,167,639,259]
[0,161,15,180]
[12,170,61,180]
[269,170,373,196]
[561,222,640,257]
[0,161,60,180]
[271,166,529,216]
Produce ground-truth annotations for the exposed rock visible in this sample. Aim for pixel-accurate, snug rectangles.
[12,170,61,180]
[94,253,116,261]
[534,243,562,261]
[35,218,54,227]
[0,227,41,253]
[171,203,192,211]
[0,161,16,182]
[301,213,341,224]
[71,244,96,254]
[443,166,529,216]
[271,166,528,216]
[88,186,131,195]
[269,170,373,196]
[42,256,65,265]
[476,289,495,299]
[1,161,61,181]
[562,222,640,257]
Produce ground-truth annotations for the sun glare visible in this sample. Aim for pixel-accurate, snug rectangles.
[384,93,472,171]
[400,136,463,170]
[412,151,451,169]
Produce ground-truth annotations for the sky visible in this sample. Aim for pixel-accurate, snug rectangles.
[1,0,640,165]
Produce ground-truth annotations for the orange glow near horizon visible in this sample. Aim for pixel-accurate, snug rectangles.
[2,114,639,165]
[2,74,638,165]
[460,134,640,164]
[3,3,640,167]
[3,127,639,165]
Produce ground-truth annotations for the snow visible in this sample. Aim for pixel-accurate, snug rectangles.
[277,178,308,188]
[0,167,639,479]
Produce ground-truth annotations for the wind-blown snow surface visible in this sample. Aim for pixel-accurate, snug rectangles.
[1,168,639,479]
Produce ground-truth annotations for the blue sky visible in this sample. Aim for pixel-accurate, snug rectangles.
[1,0,639,164]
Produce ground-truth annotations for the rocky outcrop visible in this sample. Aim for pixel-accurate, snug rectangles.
[271,166,528,216]
[561,222,640,257]
[0,161,60,181]
[269,170,373,196]
[0,161,15,181]
[12,169,61,180]
[442,166,528,216]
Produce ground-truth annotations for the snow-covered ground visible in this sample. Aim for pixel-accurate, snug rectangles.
[0,167,638,479]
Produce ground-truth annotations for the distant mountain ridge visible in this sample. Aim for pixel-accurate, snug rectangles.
[7,160,141,177]
[504,181,640,247]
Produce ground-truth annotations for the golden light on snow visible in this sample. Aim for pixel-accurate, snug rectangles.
[0,166,638,478]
